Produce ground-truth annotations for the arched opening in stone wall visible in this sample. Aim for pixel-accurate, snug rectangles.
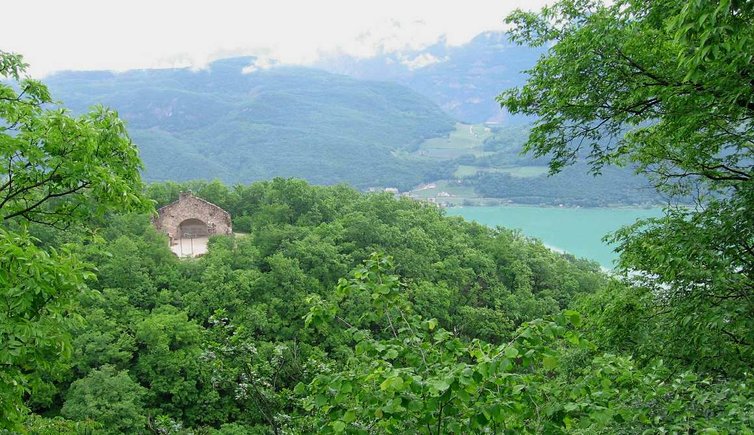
[154,192,232,258]
[179,218,208,237]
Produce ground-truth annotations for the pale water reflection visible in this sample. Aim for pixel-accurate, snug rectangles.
[446,206,663,269]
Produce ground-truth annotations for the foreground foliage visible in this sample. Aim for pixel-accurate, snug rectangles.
[0,51,149,430]
[5,179,750,433]
[498,0,754,377]
[5,1,754,427]
[302,254,754,434]
[9,178,602,431]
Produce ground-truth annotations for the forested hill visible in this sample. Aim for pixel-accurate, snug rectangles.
[45,58,455,190]
[22,179,609,432]
[15,179,753,432]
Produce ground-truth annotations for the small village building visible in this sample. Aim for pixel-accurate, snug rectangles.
[153,192,232,257]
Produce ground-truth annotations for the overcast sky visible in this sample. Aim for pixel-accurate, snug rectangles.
[2,0,549,77]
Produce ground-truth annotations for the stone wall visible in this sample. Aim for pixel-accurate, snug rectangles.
[153,192,232,244]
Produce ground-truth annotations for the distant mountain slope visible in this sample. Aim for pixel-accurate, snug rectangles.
[315,32,541,124]
[46,58,455,189]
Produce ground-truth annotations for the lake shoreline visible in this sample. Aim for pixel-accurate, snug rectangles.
[444,202,663,211]
[446,205,664,269]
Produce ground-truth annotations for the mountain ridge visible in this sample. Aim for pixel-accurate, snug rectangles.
[47,59,456,189]
[314,31,542,123]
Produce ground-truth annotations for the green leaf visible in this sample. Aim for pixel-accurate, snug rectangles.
[428,318,438,331]
[343,410,356,423]
[314,394,328,407]
[428,378,451,393]
[384,348,399,360]
[380,376,404,392]
[543,355,558,370]
[564,310,582,327]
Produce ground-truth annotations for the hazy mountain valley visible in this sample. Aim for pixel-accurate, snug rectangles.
[2,0,753,433]
[46,33,660,207]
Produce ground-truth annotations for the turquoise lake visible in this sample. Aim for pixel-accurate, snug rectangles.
[445,206,663,269]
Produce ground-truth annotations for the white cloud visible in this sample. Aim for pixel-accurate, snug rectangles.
[241,56,278,74]
[401,53,444,70]
[1,0,551,77]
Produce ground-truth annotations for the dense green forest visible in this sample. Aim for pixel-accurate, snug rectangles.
[9,178,753,433]
[11,179,608,432]
[3,0,754,433]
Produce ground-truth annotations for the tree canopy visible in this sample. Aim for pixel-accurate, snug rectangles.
[498,0,754,375]
[0,51,150,429]
[499,0,753,185]
[4,2,754,429]
[10,178,754,433]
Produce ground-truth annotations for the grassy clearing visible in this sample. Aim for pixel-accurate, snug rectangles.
[401,124,550,205]
[421,123,491,149]
[453,165,480,178]
[413,123,493,160]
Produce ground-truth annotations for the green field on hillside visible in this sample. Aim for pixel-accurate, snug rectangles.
[409,123,493,160]
[453,165,480,177]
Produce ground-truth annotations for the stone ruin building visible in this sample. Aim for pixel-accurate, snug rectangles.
[153,192,232,257]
